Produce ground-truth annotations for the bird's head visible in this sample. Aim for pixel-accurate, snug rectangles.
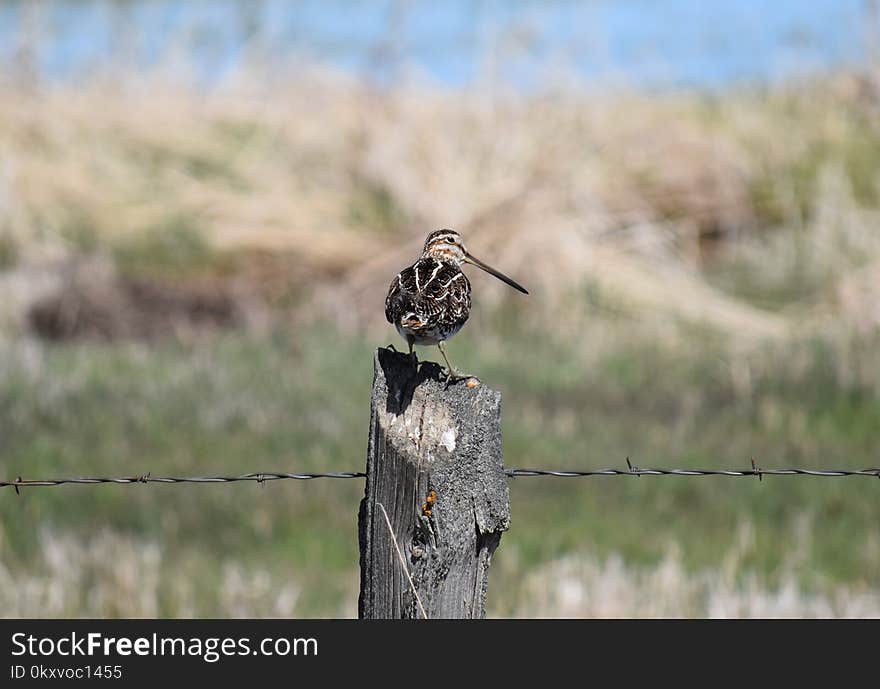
[422,229,467,263]
[421,229,529,294]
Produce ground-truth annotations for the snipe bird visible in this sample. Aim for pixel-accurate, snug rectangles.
[385,229,528,380]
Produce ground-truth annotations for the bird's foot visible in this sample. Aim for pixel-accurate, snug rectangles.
[441,367,479,385]
[435,342,478,386]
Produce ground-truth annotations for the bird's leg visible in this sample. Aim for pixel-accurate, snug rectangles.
[437,341,475,382]
[407,335,418,367]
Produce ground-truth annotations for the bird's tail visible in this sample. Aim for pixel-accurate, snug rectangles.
[399,313,427,329]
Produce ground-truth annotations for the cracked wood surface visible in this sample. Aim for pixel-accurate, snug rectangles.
[358,347,511,619]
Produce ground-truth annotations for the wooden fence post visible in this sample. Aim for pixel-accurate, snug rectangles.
[358,347,511,619]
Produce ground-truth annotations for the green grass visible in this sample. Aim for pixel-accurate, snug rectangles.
[1,322,877,616]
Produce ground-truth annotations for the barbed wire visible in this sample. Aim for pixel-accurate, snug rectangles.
[505,467,880,478]
[0,471,366,494]
[1,460,878,493]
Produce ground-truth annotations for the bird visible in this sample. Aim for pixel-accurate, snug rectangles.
[385,229,528,380]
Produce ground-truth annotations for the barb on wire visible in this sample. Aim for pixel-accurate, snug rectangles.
[1,463,878,493]
[626,457,639,476]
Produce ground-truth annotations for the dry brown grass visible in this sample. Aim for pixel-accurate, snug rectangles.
[1,72,878,344]
[512,550,880,618]
[4,526,877,618]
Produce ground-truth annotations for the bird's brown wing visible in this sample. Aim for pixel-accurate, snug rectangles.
[385,271,405,325]
[385,259,470,335]
[424,263,470,333]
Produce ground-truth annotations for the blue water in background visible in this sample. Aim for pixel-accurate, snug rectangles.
[0,0,870,90]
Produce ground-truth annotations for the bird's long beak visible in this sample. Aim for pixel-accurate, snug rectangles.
[464,252,529,295]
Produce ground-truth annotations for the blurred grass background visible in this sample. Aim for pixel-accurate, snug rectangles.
[1,0,880,617]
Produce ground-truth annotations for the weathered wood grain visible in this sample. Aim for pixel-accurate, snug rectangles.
[358,347,510,619]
